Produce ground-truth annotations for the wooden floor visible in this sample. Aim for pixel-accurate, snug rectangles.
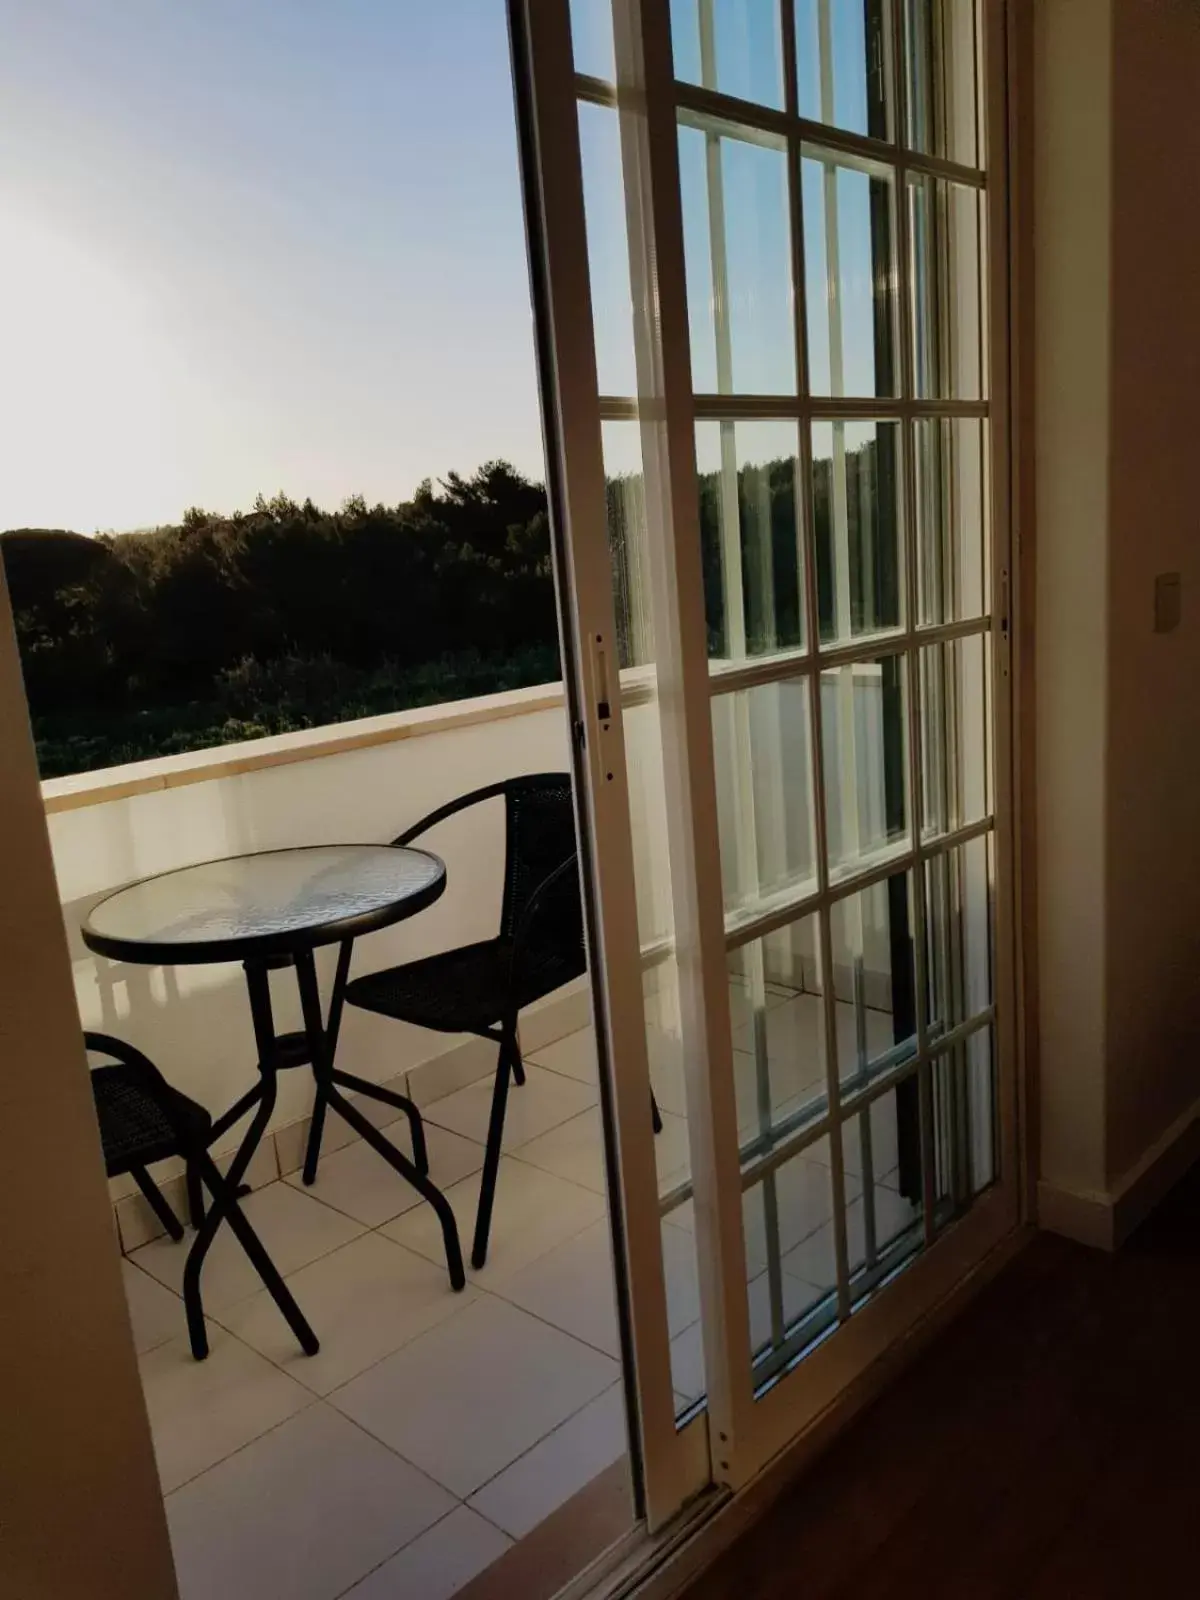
[687,1168,1200,1599]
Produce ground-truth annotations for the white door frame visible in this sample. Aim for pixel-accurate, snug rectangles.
[515,0,1019,1512]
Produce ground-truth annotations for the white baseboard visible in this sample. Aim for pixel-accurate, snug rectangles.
[1035,1179,1114,1251]
[1037,1083,1200,1253]
[113,977,591,1251]
[1110,1091,1200,1245]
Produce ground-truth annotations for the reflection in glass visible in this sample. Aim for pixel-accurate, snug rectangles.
[671,0,785,109]
[829,869,917,1086]
[714,681,817,917]
[904,0,980,169]
[811,420,902,643]
[932,1025,995,1221]
[680,122,795,395]
[843,1091,923,1303]
[924,835,992,1036]
[602,422,654,670]
[821,656,909,878]
[578,102,637,398]
[803,151,897,398]
[664,1208,707,1414]
[796,0,890,139]
[696,421,804,660]
[909,175,983,400]
[744,1138,836,1370]
[920,632,988,838]
[569,0,616,81]
[915,416,986,626]
[727,922,825,1147]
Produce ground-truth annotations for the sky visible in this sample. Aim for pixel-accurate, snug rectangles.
[0,0,545,533]
[0,0,892,535]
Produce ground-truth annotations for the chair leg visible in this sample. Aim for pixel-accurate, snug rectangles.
[651,1092,663,1135]
[511,1045,526,1089]
[472,1030,516,1271]
[132,1165,185,1243]
[186,1163,205,1229]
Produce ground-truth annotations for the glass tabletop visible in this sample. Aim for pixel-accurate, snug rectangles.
[82,844,446,964]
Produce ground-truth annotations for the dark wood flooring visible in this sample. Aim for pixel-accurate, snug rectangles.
[686,1168,1200,1599]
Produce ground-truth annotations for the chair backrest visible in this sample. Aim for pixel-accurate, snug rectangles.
[500,773,580,942]
[84,1033,209,1173]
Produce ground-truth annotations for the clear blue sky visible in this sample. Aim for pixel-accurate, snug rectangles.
[0,0,885,533]
[0,0,545,532]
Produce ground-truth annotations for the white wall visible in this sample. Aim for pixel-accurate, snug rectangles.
[1035,0,1200,1240]
[48,664,908,1191]
[1034,0,1113,1208]
[50,704,573,1144]
[1105,0,1200,1185]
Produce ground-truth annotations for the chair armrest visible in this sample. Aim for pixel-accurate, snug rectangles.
[390,780,512,847]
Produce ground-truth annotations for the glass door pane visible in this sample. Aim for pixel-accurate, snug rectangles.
[520,0,1014,1510]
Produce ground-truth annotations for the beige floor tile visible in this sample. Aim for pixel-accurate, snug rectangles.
[837,1092,903,1185]
[780,1185,922,1291]
[746,1267,827,1353]
[139,1324,313,1493]
[342,1506,511,1600]
[846,1185,922,1273]
[525,1027,597,1084]
[468,1383,629,1539]
[286,1120,484,1227]
[218,1231,479,1395]
[660,1216,702,1335]
[668,1320,705,1405]
[381,1157,606,1286]
[131,1181,366,1313]
[166,1403,454,1600]
[780,1217,837,1291]
[123,1258,186,1355]
[654,1107,693,1193]
[492,1218,619,1356]
[514,1107,606,1195]
[331,1295,618,1498]
[424,1062,597,1150]
[742,1148,865,1275]
[669,1269,822,1406]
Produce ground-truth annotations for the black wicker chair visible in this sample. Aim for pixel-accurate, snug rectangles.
[329,774,588,1269]
[87,1031,318,1361]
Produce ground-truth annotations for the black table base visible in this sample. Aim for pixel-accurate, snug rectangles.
[196,946,466,1305]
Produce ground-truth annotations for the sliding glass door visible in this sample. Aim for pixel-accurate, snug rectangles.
[511,0,1015,1521]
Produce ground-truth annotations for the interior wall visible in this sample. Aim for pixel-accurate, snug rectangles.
[1104,0,1200,1183]
[1033,0,1113,1205]
[0,571,177,1598]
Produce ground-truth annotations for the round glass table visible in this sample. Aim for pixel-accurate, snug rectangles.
[82,844,467,1328]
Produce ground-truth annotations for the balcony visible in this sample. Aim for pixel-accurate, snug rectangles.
[50,678,913,1600]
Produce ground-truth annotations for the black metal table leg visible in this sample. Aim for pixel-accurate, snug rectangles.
[182,1066,277,1359]
[181,959,287,1360]
[294,947,464,1291]
[329,1067,429,1176]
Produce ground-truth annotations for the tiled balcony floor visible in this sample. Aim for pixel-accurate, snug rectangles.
[123,996,909,1600]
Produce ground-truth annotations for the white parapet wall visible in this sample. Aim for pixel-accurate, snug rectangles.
[43,670,906,1245]
[45,684,584,1238]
